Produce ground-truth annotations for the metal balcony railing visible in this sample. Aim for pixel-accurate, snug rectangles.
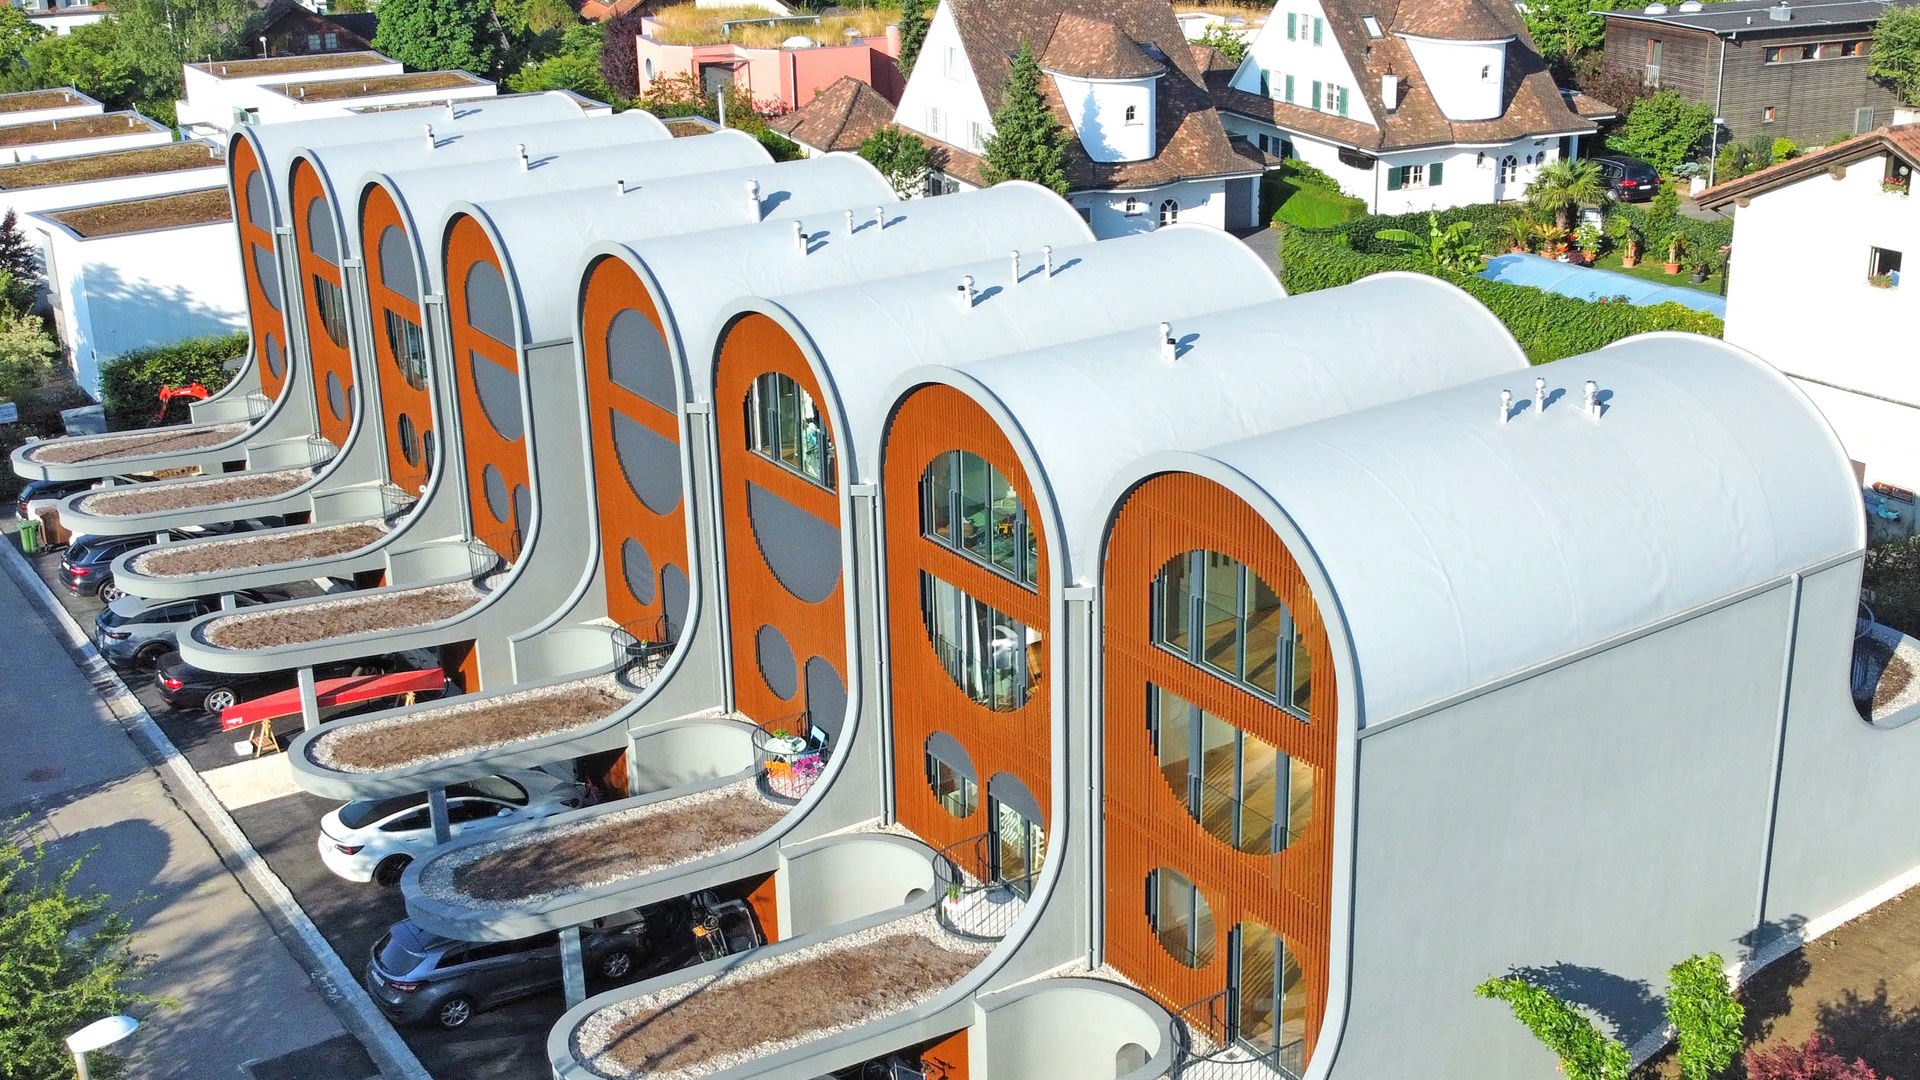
[750,711,826,802]
[1172,991,1304,1080]
[302,434,340,469]
[609,615,674,689]
[931,833,1031,942]
[467,527,522,574]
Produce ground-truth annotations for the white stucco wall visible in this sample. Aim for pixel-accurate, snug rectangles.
[1051,72,1157,163]
[0,122,172,165]
[27,9,105,35]
[1399,34,1509,121]
[894,1,995,154]
[174,56,404,133]
[1229,0,1374,128]
[1070,177,1230,237]
[35,217,247,399]
[1723,152,1920,488]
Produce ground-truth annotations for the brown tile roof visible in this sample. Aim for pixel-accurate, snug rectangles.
[1568,89,1618,119]
[1393,0,1517,41]
[944,0,1257,190]
[771,76,896,153]
[1209,0,1594,153]
[1041,13,1165,78]
[1696,124,1920,209]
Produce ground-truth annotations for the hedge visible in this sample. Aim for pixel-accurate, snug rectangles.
[1279,226,1724,364]
[98,333,246,431]
[1273,184,1368,228]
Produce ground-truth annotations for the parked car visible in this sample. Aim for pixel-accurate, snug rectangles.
[318,770,583,887]
[155,650,399,715]
[1590,154,1660,202]
[94,590,278,670]
[16,477,97,521]
[59,533,161,600]
[366,912,648,1029]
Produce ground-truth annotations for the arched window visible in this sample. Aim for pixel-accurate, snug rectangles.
[921,450,1037,587]
[1159,199,1180,227]
[922,572,1039,711]
[924,731,978,818]
[1150,684,1313,853]
[1124,103,1138,123]
[745,372,834,487]
[1124,196,1142,215]
[989,772,1045,897]
[1480,63,1492,81]
[311,273,347,347]
[385,310,427,390]
[1231,921,1308,1065]
[1152,551,1311,714]
[1500,154,1519,184]
[1145,867,1215,967]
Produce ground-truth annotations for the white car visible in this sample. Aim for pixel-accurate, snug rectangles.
[318,770,582,887]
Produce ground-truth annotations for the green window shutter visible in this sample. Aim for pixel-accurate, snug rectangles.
[1386,167,1403,191]
[1259,69,1271,96]
[1286,12,1296,39]
[1429,162,1444,185]
[1284,74,1295,103]
[1314,17,1324,44]
[1311,80,1321,110]
[1337,86,1349,116]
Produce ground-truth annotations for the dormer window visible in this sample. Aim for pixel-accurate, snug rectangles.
[1362,15,1383,37]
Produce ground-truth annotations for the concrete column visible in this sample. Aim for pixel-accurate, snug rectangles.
[428,786,450,845]
[296,666,320,731]
[220,592,238,611]
[560,925,586,1008]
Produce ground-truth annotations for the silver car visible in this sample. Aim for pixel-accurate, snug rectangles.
[94,591,274,670]
[366,913,651,1029]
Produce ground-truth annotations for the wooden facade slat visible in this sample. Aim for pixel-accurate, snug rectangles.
[360,185,434,492]
[291,160,353,448]
[445,213,529,560]
[230,139,286,402]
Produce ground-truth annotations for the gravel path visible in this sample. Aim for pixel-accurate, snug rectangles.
[26,422,247,464]
[131,520,386,578]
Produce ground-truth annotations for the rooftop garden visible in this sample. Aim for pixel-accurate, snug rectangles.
[572,916,982,1079]
[644,5,899,48]
[418,780,785,905]
[191,52,387,78]
[201,581,483,650]
[49,187,231,238]
[24,421,244,464]
[0,141,222,190]
[306,675,632,774]
[0,112,154,147]
[0,88,87,113]
[271,71,483,103]
[75,468,310,517]
[129,519,387,578]
[663,118,715,137]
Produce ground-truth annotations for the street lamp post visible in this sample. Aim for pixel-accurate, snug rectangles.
[66,1015,139,1080]
[1706,115,1727,187]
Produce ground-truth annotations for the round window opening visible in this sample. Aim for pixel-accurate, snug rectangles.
[397,413,420,467]
[923,731,977,819]
[1146,867,1215,968]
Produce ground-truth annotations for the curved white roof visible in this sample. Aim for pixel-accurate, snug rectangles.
[453,153,889,345]
[953,273,1529,580]
[610,180,1094,403]
[1187,332,1864,725]
[234,92,595,226]
[754,225,1282,479]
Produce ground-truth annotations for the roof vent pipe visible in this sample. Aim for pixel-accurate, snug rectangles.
[845,209,855,235]
[875,206,885,231]
[1500,389,1513,424]
[746,180,761,221]
[423,123,435,149]
[614,178,628,196]
[1160,321,1176,361]
[1584,379,1601,417]
[1533,375,1547,415]
[1010,249,1020,282]
[793,220,806,253]
[445,98,456,118]
[1043,245,1053,276]
[516,143,528,170]
[958,274,975,307]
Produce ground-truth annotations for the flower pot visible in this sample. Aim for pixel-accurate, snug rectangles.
[1663,262,1682,275]
[1690,270,1708,283]
[1621,255,1638,268]
[1510,246,1529,254]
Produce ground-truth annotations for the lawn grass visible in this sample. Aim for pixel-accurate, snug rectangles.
[1589,251,1725,295]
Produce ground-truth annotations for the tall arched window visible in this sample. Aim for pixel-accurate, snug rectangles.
[745,371,835,488]
[1152,550,1310,715]
[921,450,1037,587]
[385,311,428,390]
[1146,867,1215,967]
[921,572,1038,711]
[1500,154,1519,184]
[1232,921,1308,1069]
[1159,199,1180,227]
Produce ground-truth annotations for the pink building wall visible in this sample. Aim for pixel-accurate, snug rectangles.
[636,22,903,112]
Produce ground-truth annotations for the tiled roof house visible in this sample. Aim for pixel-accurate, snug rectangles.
[1210,0,1615,213]
[776,0,1264,237]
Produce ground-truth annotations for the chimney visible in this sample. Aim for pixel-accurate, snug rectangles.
[1768,2,1791,19]
[1500,389,1513,424]
[1381,68,1400,113]
[886,22,902,55]
[1159,321,1176,361]
[957,274,976,307]
[746,180,761,220]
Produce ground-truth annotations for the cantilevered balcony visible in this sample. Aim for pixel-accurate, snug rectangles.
[11,388,271,483]
[1853,610,1920,728]
[56,433,335,535]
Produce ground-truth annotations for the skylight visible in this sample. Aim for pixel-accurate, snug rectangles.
[1362,15,1383,36]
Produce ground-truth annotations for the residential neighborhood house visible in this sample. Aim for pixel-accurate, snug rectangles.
[9,0,106,36]
[633,12,906,111]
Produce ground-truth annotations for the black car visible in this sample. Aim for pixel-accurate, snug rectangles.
[16,477,96,521]
[94,590,278,670]
[155,650,400,715]
[59,533,162,599]
[366,913,650,1029]
[1590,154,1661,202]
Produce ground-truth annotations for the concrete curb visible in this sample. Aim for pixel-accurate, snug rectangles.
[0,536,433,1080]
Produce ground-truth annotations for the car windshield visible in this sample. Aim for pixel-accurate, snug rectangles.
[376,930,436,977]
[337,794,420,830]
[457,776,529,805]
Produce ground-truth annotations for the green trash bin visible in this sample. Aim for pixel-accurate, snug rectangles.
[18,518,40,553]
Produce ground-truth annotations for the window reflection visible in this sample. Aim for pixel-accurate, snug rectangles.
[922,572,1040,712]
[1146,867,1215,968]
[1152,551,1311,716]
[1150,684,1313,854]
[745,372,834,488]
[384,310,428,390]
[1233,921,1307,1069]
[921,450,1038,588]
[312,275,347,348]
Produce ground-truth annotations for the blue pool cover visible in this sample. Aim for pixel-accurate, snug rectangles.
[1479,253,1727,317]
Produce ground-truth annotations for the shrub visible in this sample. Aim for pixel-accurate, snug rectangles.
[1475,976,1631,1080]
[1772,136,1800,162]
[1666,953,1743,1080]
[1278,158,1341,193]
[1864,535,1920,638]
[97,333,244,431]
[1275,183,1367,227]
[1746,1035,1881,1080]
[1607,90,1716,173]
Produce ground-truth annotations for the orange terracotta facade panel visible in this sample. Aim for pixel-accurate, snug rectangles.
[1101,471,1337,1069]
[231,138,287,402]
[360,185,434,493]
[444,213,530,560]
[291,160,353,448]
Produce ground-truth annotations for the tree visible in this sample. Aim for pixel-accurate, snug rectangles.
[1194,24,1248,65]
[509,50,614,101]
[1376,211,1484,272]
[0,212,37,294]
[0,6,46,76]
[0,306,55,405]
[979,44,1069,195]
[895,0,928,79]
[98,333,243,430]
[0,829,155,1080]
[1870,5,1920,105]
[859,125,930,198]
[1607,90,1716,172]
[599,7,645,100]
[374,0,503,77]
[1667,954,1744,1080]
[1476,976,1631,1080]
[1522,0,1608,65]
[1747,1035,1882,1080]
[1526,156,1610,230]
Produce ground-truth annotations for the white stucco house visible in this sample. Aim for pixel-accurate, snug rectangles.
[1205,0,1615,214]
[0,111,172,165]
[775,0,1264,237]
[0,87,103,127]
[12,0,107,36]
[1698,124,1920,495]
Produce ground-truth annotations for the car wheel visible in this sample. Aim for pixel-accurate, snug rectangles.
[373,854,412,888]
[434,995,475,1030]
[597,949,635,981]
[98,578,125,602]
[136,643,170,670]
[202,687,239,715]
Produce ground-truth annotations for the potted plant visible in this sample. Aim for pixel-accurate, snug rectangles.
[1496,213,1535,254]
[1607,218,1644,268]
[1689,256,1712,284]
[1884,174,1910,196]
[1572,223,1604,267]
[1663,233,1688,275]
[1870,272,1896,288]
[1532,222,1570,258]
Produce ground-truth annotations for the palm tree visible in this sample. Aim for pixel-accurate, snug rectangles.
[1525,157,1610,231]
